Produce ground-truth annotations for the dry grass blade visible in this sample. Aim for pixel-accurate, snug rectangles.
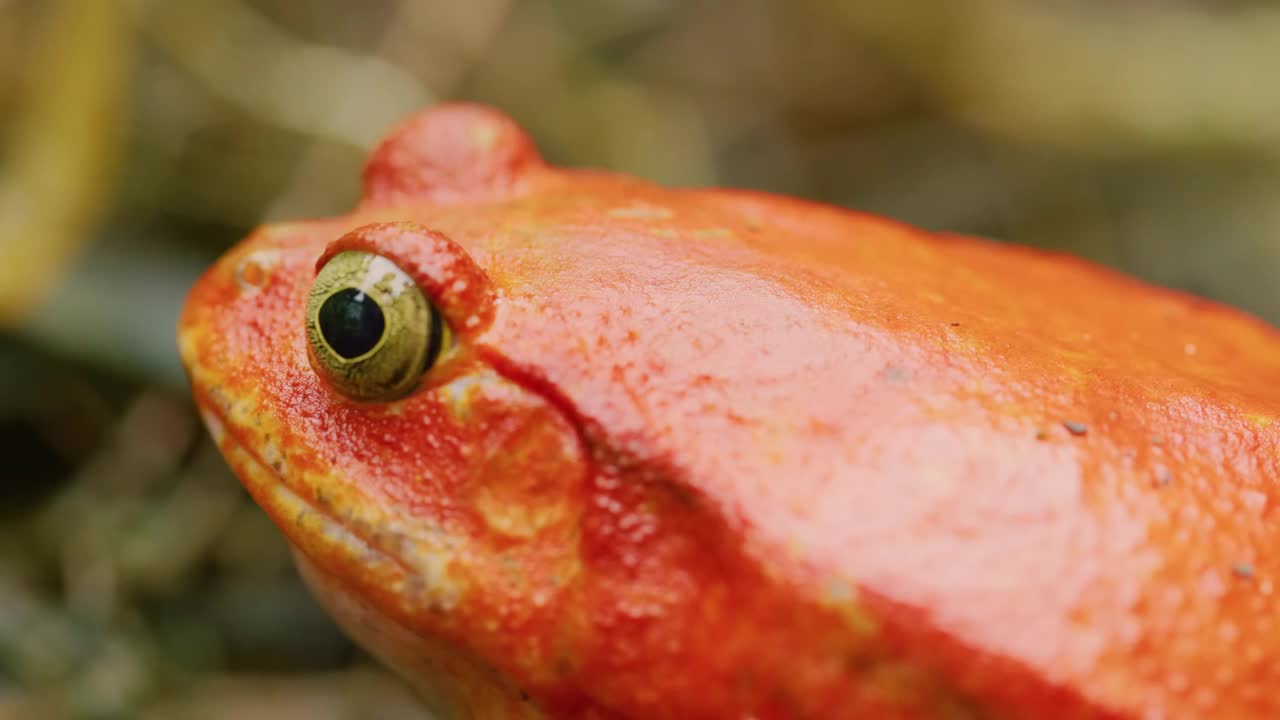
[0,0,128,327]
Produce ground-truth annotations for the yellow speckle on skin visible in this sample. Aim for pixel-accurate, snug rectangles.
[783,532,803,561]
[471,123,499,150]
[1248,413,1273,429]
[198,406,226,444]
[820,578,879,637]
[259,433,287,474]
[693,227,734,239]
[467,379,586,541]
[475,488,571,540]
[234,249,280,292]
[438,373,499,423]
[608,203,673,220]
[381,403,408,417]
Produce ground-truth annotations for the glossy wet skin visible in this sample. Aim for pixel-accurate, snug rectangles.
[179,104,1280,719]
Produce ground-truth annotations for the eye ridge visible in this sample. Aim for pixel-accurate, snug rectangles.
[318,287,387,360]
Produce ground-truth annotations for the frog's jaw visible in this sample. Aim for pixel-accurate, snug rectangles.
[198,397,542,717]
[189,380,464,611]
[189,380,563,719]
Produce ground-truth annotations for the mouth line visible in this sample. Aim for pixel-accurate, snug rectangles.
[196,392,419,577]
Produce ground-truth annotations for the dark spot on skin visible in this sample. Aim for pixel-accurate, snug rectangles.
[948,321,961,327]
[1063,421,1088,436]
[1233,563,1255,579]
[879,365,911,383]
[933,696,986,720]
[555,656,574,677]
[844,649,877,673]
[1034,428,1050,441]
[663,481,700,509]
[518,689,532,703]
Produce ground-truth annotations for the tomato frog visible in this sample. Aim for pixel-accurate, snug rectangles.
[178,104,1280,719]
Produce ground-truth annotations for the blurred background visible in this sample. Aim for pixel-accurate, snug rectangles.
[2,0,1279,717]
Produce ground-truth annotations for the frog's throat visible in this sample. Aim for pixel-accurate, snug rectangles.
[292,550,549,720]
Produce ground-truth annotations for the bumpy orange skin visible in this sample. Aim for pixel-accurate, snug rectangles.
[178,103,1280,720]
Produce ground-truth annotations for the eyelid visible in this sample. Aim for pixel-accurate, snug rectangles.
[315,222,495,340]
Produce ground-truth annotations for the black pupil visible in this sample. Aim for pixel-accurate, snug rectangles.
[318,288,385,359]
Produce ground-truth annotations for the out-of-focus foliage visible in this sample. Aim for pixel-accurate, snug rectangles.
[1,0,1277,717]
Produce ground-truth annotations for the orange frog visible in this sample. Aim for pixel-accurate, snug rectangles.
[178,104,1280,719]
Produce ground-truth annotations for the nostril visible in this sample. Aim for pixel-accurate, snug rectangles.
[235,249,280,293]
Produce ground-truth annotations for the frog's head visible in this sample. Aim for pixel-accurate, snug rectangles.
[178,105,590,718]
[181,104,1000,720]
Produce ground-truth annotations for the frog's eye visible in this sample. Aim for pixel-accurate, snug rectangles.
[304,250,450,401]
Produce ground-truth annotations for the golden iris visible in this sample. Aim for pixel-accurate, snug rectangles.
[305,251,449,401]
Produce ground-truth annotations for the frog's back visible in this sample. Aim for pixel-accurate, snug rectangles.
[407,141,1280,715]
[685,185,1280,717]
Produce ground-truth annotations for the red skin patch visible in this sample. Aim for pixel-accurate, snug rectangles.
[180,102,1280,719]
